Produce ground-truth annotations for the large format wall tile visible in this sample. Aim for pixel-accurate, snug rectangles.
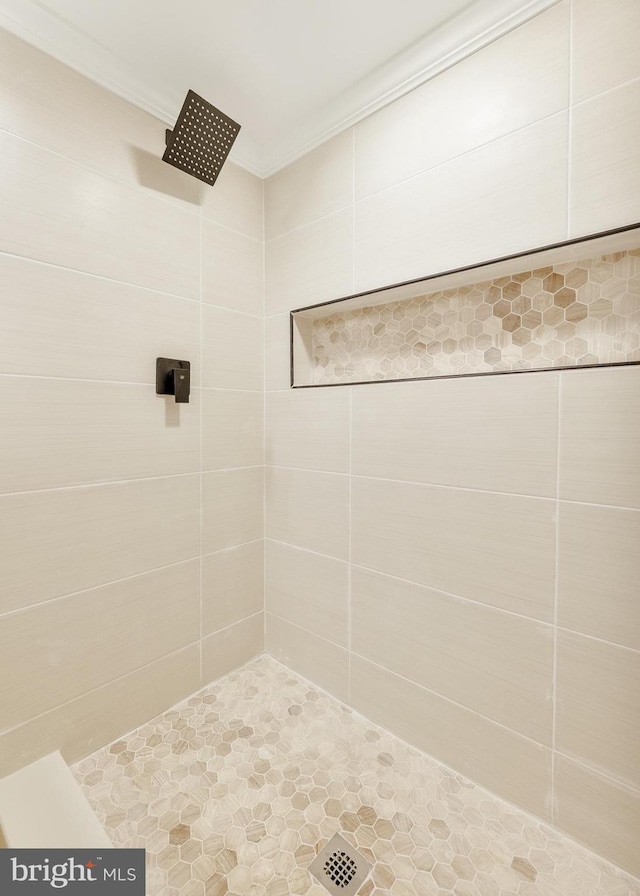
[0,475,199,615]
[266,130,353,239]
[352,374,558,497]
[266,468,349,560]
[352,477,555,621]
[0,645,200,778]
[555,755,640,878]
[202,541,264,636]
[202,390,263,471]
[200,161,263,240]
[201,219,263,315]
[0,131,199,299]
[572,0,640,103]
[0,378,199,493]
[266,540,348,646]
[266,388,350,473]
[355,114,567,292]
[0,29,200,211]
[0,255,200,384]
[351,656,552,819]
[265,208,353,315]
[560,366,640,509]
[0,561,199,732]
[202,305,263,391]
[570,80,640,235]
[558,503,640,651]
[266,613,349,703]
[355,2,569,199]
[202,613,264,684]
[556,631,640,789]
[203,468,264,553]
[351,567,553,744]
[265,313,292,392]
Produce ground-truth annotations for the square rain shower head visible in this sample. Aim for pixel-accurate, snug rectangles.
[162,89,241,186]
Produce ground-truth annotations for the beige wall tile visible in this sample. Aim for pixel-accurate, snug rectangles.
[200,161,263,240]
[352,374,558,497]
[266,388,350,473]
[202,541,264,636]
[266,613,349,702]
[570,80,640,235]
[0,645,200,778]
[0,561,199,732]
[202,390,263,471]
[0,255,199,384]
[352,477,555,621]
[350,656,552,819]
[266,540,348,646]
[265,208,353,315]
[266,130,353,239]
[265,467,349,560]
[355,114,567,293]
[356,2,569,199]
[351,567,553,744]
[556,631,640,789]
[0,29,200,211]
[265,313,292,392]
[201,613,264,684]
[203,468,264,553]
[558,503,640,651]
[572,0,640,103]
[0,130,199,299]
[560,367,640,508]
[555,755,640,878]
[201,219,263,315]
[202,305,263,391]
[0,379,199,494]
[0,475,199,616]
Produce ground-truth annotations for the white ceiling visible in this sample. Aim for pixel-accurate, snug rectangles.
[0,0,555,176]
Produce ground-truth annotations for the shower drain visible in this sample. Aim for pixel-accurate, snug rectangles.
[309,833,371,895]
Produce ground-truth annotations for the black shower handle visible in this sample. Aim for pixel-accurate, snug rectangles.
[172,367,190,403]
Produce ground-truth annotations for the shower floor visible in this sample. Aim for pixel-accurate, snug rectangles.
[73,655,638,896]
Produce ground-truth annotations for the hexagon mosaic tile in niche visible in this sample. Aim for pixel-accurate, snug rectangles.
[73,656,640,896]
[312,250,640,384]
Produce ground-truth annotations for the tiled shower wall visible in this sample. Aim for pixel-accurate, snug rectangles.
[265,0,640,878]
[0,31,264,776]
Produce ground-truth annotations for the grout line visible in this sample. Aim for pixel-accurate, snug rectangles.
[267,609,550,751]
[347,387,353,704]
[264,535,640,655]
[551,371,562,822]
[262,175,267,646]
[0,249,201,304]
[199,204,204,686]
[0,466,265,500]
[0,641,199,739]
[0,124,261,243]
[0,556,202,621]
[0,372,263,393]
[0,249,263,319]
[571,71,640,110]
[261,463,640,512]
[566,0,574,238]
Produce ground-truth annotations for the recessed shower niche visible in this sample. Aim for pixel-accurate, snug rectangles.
[290,224,640,387]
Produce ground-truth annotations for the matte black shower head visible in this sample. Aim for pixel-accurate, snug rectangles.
[162,89,241,186]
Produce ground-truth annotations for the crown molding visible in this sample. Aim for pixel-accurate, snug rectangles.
[0,0,559,178]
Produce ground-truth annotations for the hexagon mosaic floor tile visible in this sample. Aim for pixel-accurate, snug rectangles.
[312,249,640,384]
[73,656,640,896]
